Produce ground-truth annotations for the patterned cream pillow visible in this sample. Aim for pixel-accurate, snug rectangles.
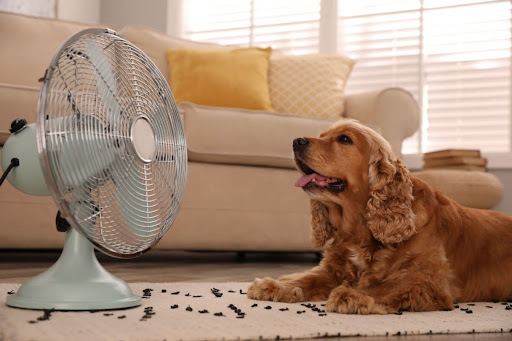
[269,54,356,119]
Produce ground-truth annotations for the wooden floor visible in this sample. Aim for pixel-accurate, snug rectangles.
[1,250,511,341]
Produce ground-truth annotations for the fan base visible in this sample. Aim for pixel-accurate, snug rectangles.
[6,227,141,311]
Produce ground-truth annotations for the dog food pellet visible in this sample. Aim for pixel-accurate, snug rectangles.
[103,313,113,316]
[236,315,245,319]
[296,310,306,314]
[265,306,272,310]
[466,310,473,314]
[186,305,193,312]
[211,288,223,298]
[251,304,258,308]
[199,309,209,314]
[240,289,247,295]
[171,291,180,295]
[185,293,191,297]
[214,312,225,317]
[319,313,327,317]
[228,290,236,293]
[161,289,167,293]
[193,295,202,298]
[279,308,289,311]
[171,305,179,309]
[7,290,15,295]
[28,320,37,324]
[506,306,511,310]
[468,303,475,306]
[486,306,493,308]
[118,315,126,319]
[454,304,459,308]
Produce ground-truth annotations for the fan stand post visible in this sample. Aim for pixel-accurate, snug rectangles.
[6,227,141,310]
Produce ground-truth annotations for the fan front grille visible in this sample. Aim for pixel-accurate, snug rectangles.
[37,29,187,258]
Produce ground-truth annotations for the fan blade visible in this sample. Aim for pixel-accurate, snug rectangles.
[112,159,157,247]
[86,41,122,130]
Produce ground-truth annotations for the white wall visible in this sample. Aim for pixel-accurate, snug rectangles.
[100,0,167,32]
[57,0,100,23]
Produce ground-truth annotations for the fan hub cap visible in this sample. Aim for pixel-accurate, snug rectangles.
[131,116,157,162]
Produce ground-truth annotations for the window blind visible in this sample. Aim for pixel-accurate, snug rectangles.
[339,0,511,154]
[183,0,321,55]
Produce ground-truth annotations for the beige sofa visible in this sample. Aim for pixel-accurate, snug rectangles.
[0,12,502,251]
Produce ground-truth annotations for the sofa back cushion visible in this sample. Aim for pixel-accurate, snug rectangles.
[180,102,336,169]
[119,25,220,83]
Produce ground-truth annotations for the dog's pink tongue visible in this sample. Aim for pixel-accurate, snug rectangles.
[294,173,326,187]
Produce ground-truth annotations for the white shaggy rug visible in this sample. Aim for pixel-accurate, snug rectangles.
[0,283,511,341]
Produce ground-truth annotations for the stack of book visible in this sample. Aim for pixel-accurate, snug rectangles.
[423,149,487,172]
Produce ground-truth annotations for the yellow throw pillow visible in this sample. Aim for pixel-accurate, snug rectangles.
[269,54,356,119]
[166,47,273,111]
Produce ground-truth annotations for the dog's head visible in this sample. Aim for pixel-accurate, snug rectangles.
[294,119,416,246]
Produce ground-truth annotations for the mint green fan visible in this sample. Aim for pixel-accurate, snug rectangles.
[0,28,187,310]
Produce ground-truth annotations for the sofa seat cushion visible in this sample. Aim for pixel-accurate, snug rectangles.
[180,102,336,169]
[413,169,503,209]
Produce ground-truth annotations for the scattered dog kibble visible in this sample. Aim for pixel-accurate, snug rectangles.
[118,315,126,319]
[279,308,289,311]
[7,290,15,295]
[228,290,236,293]
[140,306,155,321]
[214,312,225,317]
[211,288,223,298]
[319,313,327,317]
[35,309,54,322]
[264,306,272,310]
[506,306,511,310]
[199,309,209,314]
[454,304,460,308]
[186,305,193,312]
[468,303,475,306]
[171,291,180,295]
[251,304,258,308]
[161,289,167,293]
[240,289,247,295]
[185,293,191,297]
[193,295,202,298]
[466,310,473,314]
[486,306,493,308]
[296,310,306,314]
[28,320,37,324]
[103,313,113,316]
[171,305,179,309]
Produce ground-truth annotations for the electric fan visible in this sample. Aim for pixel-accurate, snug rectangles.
[0,28,187,310]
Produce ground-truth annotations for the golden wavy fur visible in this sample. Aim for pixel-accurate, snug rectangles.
[247,119,512,314]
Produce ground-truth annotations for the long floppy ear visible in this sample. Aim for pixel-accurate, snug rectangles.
[310,199,334,248]
[365,142,415,244]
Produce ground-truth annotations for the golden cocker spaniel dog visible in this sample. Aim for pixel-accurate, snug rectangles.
[247,119,512,314]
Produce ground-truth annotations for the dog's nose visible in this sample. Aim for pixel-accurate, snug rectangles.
[293,137,309,151]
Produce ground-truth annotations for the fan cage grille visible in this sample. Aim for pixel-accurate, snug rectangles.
[37,29,187,258]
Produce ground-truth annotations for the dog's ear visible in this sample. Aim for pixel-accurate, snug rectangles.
[365,143,415,244]
[310,199,334,247]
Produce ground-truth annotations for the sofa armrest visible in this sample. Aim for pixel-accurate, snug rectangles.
[344,88,420,158]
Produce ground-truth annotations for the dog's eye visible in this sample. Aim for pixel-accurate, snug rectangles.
[337,134,353,145]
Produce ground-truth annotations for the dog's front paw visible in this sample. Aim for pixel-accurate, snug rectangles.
[326,286,388,314]
[247,277,304,303]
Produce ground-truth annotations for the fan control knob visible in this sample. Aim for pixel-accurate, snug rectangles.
[9,118,27,133]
